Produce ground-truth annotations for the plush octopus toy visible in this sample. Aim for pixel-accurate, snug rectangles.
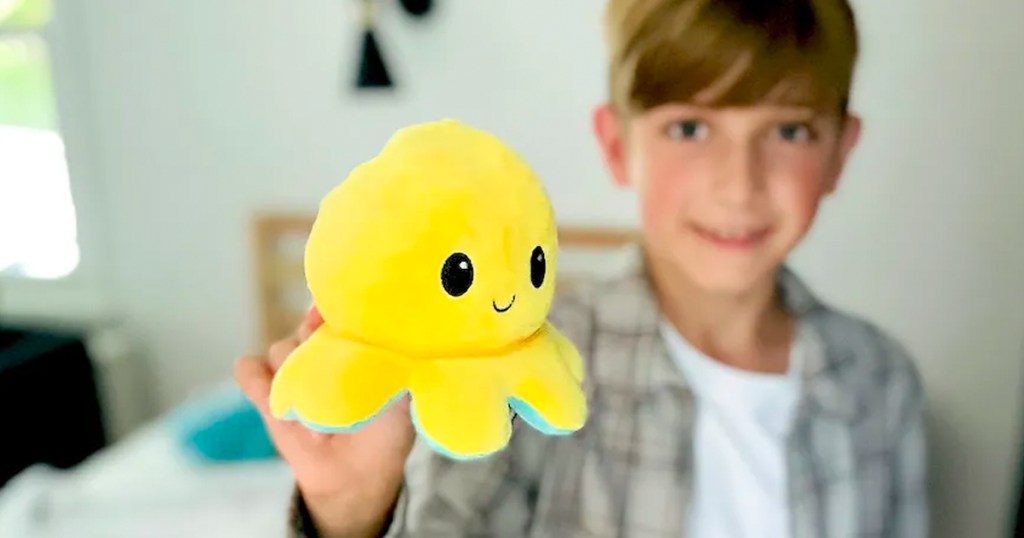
[268,119,587,460]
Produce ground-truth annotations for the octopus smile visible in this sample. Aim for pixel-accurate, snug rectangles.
[493,296,516,313]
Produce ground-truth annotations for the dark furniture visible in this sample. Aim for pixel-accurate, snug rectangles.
[0,324,107,487]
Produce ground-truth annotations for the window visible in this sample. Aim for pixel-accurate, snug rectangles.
[0,0,78,279]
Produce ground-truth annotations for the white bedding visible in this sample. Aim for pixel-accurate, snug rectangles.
[0,415,296,537]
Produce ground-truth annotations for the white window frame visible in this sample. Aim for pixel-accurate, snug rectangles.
[0,0,111,325]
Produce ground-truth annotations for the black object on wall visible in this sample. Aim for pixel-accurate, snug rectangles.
[352,0,435,90]
[399,0,432,17]
[0,324,107,487]
[357,25,393,89]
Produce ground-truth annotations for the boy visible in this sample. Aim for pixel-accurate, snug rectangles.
[235,0,929,536]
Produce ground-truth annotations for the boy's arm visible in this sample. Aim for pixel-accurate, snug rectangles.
[884,337,930,538]
[287,487,400,538]
[892,406,928,538]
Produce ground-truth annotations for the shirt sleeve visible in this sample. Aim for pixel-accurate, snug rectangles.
[286,486,320,538]
[381,425,549,537]
[892,406,928,538]
[884,337,930,538]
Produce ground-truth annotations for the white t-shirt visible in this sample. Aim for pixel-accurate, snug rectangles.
[659,320,804,538]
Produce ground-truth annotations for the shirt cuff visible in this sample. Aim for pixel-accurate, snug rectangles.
[378,484,409,538]
[288,485,321,538]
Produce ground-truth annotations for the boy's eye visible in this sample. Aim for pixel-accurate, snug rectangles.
[777,122,815,142]
[666,120,709,141]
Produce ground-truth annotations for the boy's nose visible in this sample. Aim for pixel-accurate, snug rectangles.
[715,147,763,207]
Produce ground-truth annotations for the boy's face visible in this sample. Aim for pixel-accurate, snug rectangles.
[593,102,861,294]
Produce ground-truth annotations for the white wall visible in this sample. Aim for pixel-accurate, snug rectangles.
[69,0,624,404]
[793,2,1024,535]
[59,0,1024,536]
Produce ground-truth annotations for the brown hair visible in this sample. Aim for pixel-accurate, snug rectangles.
[604,0,859,114]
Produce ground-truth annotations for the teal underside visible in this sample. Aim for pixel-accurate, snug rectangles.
[507,397,575,437]
[284,390,410,434]
[281,393,578,460]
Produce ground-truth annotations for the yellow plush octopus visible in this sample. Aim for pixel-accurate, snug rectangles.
[269,119,586,460]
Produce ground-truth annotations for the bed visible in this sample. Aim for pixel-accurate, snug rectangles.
[0,213,636,537]
[0,382,295,538]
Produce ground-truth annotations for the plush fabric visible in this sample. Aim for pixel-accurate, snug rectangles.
[269,119,586,459]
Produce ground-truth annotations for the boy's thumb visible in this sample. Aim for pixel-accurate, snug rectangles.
[234,355,273,417]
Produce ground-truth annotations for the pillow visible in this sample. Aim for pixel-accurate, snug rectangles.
[169,383,277,463]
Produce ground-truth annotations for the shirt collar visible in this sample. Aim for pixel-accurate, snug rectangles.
[588,242,857,420]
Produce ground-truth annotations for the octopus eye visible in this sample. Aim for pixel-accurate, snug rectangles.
[441,252,474,297]
[530,246,546,289]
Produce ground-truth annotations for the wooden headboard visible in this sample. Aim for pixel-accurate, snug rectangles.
[251,212,637,348]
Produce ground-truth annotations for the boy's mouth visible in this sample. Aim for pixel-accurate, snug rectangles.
[691,224,771,250]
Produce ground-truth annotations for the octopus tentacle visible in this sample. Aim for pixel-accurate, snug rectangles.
[270,327,409,432]
[546,321,585,383]
[407,360,512,460]
[503,326,587,436]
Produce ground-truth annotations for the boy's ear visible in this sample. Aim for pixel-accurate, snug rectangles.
[825,114,862,194]
[592,103,630,187]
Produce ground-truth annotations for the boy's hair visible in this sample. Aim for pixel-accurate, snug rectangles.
[603,0,859,114]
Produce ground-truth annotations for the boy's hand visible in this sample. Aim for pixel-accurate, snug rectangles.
[235,307,415,538]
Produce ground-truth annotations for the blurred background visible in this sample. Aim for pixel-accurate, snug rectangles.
[0,0,1022,536]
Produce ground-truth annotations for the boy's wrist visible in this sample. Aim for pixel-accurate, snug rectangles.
[298,483,402,538]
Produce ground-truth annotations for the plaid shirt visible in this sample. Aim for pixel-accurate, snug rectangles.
[290,245,929,538]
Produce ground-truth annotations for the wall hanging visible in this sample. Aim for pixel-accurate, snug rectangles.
[354,0,434,90]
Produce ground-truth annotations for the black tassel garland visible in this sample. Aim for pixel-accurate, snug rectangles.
[356,27,393,88]
[354,0,394,90]
[399,0,433,17]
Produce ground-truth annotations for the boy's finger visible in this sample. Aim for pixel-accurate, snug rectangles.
[268,337,298,371]
[234,355,273,417]
[307,430,333,444]
[297,306,324,342]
